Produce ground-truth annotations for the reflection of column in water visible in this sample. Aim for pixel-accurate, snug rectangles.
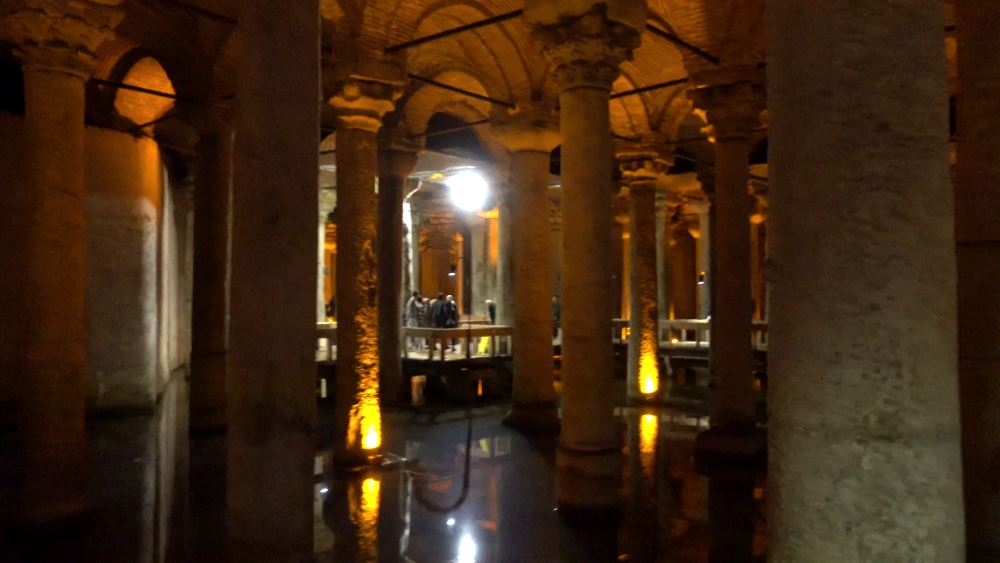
[707,476,755,563]
[323,473,381,561]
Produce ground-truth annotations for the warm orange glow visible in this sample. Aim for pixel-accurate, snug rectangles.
[639,352,659,395]
[639,414,658,481]
[476,379,484,397]
[347,296,382,454]
[348,477,381,560]
[671,337,679,344]
[362,418,381,450]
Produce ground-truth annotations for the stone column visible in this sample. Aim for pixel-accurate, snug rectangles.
[668,218,697,320]
[226,0,318,557]
[689,78,763,429]
[190,127,233,432]
[1,0,122,524]
[690,195,712,319]
[769,3,965,559]
[655,198,670,321]
[494,173,515,326]
[610,217,626,322]
[492,104,562,432]
[619,145,671,402]
[528,0,644,519]
[329,75,401,466]
[956,0,1000,555]
[749,191,767,321]
[377,138,419,405]
[420,207,457,298]
[317,189,337,321]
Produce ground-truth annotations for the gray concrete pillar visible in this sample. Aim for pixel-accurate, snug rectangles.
[528,0,644,520]
[955,0,1000,555]
[227,0,319,557]
[768,2,965,558]
[1,0,122,524]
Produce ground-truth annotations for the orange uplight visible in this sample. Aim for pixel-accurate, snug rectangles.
[348,308,383,454]
[348,477,381,560]
[639,352,659,395]
[477,379,484,397]
[639,414,658,481]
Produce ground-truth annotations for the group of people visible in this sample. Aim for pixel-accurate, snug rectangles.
[404,291,460,351]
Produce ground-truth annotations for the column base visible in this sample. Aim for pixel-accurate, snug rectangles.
[556,445,622,526]
[502,403,561,434]
[693,424,767,478]
[330,449,383,472]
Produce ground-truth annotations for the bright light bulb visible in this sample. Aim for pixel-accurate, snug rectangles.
[446,517,456,527]
[446,170,489,212]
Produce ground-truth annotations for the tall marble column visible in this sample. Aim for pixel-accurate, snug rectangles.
[492,104,562,432]
[329,74,401,466]
[769,2,964,558]
[227,0,318,557]
[955,0,1000,555]
[190,127,233,432]
[1,0,122,523]
[689,79,763,429]
[528,0,644,519]
[619,145,670,402]
[377,138,419,405]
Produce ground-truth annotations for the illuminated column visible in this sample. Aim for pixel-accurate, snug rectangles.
[749,190,767,320]
[690,193,712,319]
[769,2,965,558]
[329,75,402,466]
[618,144,671,402]
[1,0,122,523]
[610,215,626,322]
[688,78,763,429]
[227,0,318,557]
[190,126,233,432]
[492,104,562,432]
[377,138,419,405]
[317,190,337,321]
[528,0,644,519]
[956,0,1000,555]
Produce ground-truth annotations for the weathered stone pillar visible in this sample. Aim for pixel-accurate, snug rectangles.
[492,104,562,432]
[329,73,401,466]
[494,172,515,326]
[610,216,626,322]
[956,0,1000,555]
[377,137,419,405]
[419,206,457,298]
[317,190,337,321]
[689,78,763,428]
[528,0,644,520]
[668,217,697,320]
[749,190,767,321]
[619,144,671,402]
[190,127,233,432]
[227,0,318,557]
[769,2,965,559]
[690,193,712,319]
[655,198,670,321]
[1,0,122,523]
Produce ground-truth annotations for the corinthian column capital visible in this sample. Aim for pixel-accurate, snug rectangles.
[490,101,561,154]
[687,68,765,141]
[528,4,643,92]
[329,63,405,132]
[617,136,673,191]
[1,0,123,77]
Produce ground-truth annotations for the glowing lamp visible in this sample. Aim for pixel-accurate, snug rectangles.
[446,170,489,211]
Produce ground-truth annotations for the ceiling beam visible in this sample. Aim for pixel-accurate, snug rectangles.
[385,9,523,54]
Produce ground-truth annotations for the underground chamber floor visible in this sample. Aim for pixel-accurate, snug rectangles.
[0,379,766,562]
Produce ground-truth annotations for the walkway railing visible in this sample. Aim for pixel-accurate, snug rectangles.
[317,322,337,360]
[611,318,769,351]
[403,325,513,361]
